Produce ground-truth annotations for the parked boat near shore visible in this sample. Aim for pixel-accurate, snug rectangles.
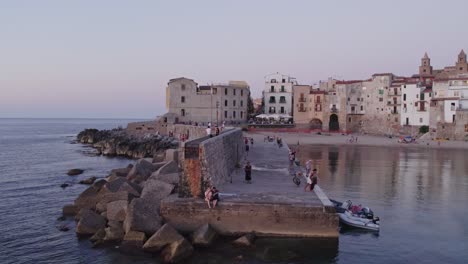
[331,199,380,232]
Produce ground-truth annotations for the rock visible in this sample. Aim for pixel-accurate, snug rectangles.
[58,225,70,232]
[123,198,162,235]
[79,176,97,185]
[152,152,165,163]
[95,191,135,213]
[92,179,107,190]
[106,200,128,222]
[161,239,193,263]
[75,209,106,235]
[141,180,174,201]
[62,204,79,216]
[192,224,217,247]
[164,149,179,164]
[60,183,70,188]
[127,159,157,183]
[149,172,179,186]
[75,186,101,210]
[57,216,66,221]
[121,231,147,251]
[110,167,131,177]
[143,224,184,252]
[232,233,256,247]
[155,161,179,176]
[104,225,125,242]
[100,177,141,197]
[67,169,84,176]
[90,228,106,242]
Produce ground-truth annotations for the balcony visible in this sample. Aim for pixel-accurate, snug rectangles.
[279,100,287,104]
[388,90,401,96]
[298,108,307,112]
[269,100,276,104]
[417,108,427,112]
[298,97,306,102]
[387,100,401,106]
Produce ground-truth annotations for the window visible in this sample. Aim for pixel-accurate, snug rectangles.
[351,106,355,112]
[420,118,423,123]
[279,96,286,103]
[224,111,227,118]
[348,117,351,122]
[241,111,243,119]
[348,97,350,101]
[423,69,426,73]
[316,96,321,103]
[181,109,185,116]
[281,85,285,92]
[240,100,243,107]
[225,88,228,95]
[233,100,236,107]
[270,86,274,92]
[181,96,185,103]
[429,93,432,97]
[360,105,364,111]
[181,84,186,90]
[233,89,236,96]
[421,93,425,100]
[403,94,406,101]
[269,96,276,103]
[280,107,285,114]
[233,111,236,118]
[282,79,285,83]
[241,90,243,96]
[379,98,383,102]
[225,100,228,107]
[416,94,419,99]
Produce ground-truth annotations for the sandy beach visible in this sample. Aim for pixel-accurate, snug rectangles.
[246,131,468,150]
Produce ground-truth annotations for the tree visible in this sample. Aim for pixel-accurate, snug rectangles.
[247,95,255,117]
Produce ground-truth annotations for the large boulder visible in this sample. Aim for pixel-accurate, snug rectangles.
[106,200,128,222]
[143,224,184,252]
[74,186,101,210]
[123,198,162,235]
[161,239,193,263]
[100,177,141,197]
[192,224,217,247]
[141,180,174,201]
[89,228,106,242]
[62,204,78,216]
[76,209,106,235]
[110,167,131,177]
[127,159,157,183]
[92,179,107,190]
[103,225,125,242]
[164,149,179,164]
[121,231,147,250]
[152,152,166,163]
[79,176,97,185]
[232,233,256,247]
[67,169,84,176]
[95,191,135,213]
[148,172,179,186]
[155,161,179,176]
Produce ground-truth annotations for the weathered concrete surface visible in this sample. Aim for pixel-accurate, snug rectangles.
[161,134,338,238]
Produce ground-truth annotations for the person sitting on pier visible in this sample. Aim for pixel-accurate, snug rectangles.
[204,186,213,208]
[210,187,220,208]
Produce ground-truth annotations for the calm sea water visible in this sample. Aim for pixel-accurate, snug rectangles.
[0,119,467,264]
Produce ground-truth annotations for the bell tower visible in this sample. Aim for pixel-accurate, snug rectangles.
[419,52,433,76]
[456,49,468,73]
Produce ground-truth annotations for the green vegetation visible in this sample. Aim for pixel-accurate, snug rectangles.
[419,125,429,134]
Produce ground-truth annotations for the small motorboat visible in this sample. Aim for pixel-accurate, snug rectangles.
[331,199,380,232]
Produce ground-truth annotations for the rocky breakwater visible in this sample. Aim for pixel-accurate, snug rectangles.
[77,128,178,159]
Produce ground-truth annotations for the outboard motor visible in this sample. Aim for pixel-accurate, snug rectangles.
[361,207,374,219]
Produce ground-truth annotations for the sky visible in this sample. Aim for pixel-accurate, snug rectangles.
[1,0,468,118]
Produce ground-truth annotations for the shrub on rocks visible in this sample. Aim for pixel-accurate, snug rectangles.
[143,224,184,252]
[76,209,106,235]
[67,169,84,176]
[192,224,218,247]
[161,239,193,263]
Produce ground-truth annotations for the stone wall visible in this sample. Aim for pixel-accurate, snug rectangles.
[454,110,468,141]
[179,128,244,198]
[126,120,208,140]
[160,196,339,238]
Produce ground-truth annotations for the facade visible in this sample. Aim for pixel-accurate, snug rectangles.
[263,73,297,115]
[292,85,325,129]
[400,84,431,126]
[166,77,250,124]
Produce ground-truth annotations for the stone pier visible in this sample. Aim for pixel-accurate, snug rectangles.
[161,132,339,238]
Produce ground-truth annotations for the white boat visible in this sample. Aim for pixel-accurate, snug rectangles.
[331,199,380,232]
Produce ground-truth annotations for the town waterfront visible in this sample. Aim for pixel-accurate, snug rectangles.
[1,119,467,263]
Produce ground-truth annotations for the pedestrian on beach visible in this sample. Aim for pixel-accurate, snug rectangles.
[244,161,252,183]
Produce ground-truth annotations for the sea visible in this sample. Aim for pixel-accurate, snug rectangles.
[0,118,467,264]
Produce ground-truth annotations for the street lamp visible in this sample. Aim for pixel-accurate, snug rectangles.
[216,101,219,127]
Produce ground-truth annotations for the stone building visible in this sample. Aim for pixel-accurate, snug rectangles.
[166,77,250,124]
[292,85,326,129]
[263,73,297,115]
[415,50,468,81]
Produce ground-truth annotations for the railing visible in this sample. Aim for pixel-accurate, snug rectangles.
[298,108,307,112]
[298,98,306,102]
[279,100,287,104]
[269,100,276,104]
[387,101,401,105]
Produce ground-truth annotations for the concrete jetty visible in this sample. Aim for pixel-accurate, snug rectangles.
[160,131,339,238]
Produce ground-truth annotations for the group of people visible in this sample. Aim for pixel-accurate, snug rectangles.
[244,137,254,155]
[204,186,220,208]
[206,122,225,138]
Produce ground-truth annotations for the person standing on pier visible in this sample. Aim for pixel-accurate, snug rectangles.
[310,169,318,191]
[245,161,252,183]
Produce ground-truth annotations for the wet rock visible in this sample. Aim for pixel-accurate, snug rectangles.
[62,204,79,216]
[104,225,125,242]
[58,225,70,232]
[57,215,66,221]
[123,198,162,235]
[92,179,107,190]
[143,224,184,252]
[121,231,147,251]
[76,209,106,235]
[127,159,157,183]
[232,233,256,247]
[60,183,70,188]
[90,228,106,242]
[110,167,131,177]
[67,169,84,176]
[192,224,217,247]
[74,186,101,210]
[106,200,128,222]
[79,176,97,185]
[161,239,193,263]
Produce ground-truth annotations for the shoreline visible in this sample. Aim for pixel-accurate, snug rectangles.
[247,131,468,150]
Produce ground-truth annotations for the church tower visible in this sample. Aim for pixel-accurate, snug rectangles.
[419,52,433,76]
[455,49,468,73]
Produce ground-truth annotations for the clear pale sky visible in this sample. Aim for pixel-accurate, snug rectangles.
[1,0,467,118]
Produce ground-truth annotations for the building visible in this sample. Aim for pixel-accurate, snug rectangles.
[263,73,297,115]
[292,85,326,129]
[400,83,431,126]
[166,77,250,124]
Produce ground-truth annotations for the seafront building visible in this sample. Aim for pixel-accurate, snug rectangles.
[263,73,297,116]
[165,77,250,125]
